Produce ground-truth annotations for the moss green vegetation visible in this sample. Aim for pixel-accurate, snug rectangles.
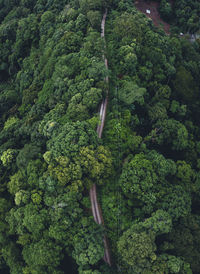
[0,0,200,273]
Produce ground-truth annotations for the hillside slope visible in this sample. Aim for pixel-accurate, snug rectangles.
[0,0,200,273]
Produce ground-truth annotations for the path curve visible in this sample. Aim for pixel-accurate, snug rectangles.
[89,8,112,266]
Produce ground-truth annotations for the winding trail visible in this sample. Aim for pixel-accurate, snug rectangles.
[96,9,109,139]
[89,8,112,266]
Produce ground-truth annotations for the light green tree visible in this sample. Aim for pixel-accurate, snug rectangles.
[1,148,17,167]
[118,80,146,105]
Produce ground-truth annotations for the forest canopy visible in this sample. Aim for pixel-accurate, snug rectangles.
[0,0,200,273]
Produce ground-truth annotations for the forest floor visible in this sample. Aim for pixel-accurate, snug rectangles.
[135,0,170,34]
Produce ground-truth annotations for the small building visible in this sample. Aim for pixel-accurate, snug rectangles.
[146,9,151,14]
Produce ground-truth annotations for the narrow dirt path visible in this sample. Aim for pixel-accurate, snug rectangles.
[89,8,112,266]
[96,8,109,138]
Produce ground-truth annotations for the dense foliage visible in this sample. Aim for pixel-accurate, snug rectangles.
[158,0,200,33]
[0,0,200,273]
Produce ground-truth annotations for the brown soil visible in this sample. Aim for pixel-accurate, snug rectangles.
[135,0,170,34]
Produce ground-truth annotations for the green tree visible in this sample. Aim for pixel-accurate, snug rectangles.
[159,185,191,220]
[0,148,17,167]
[150,254,192,274]
[22,238,63,272]
[1,242,23,274]
[7,170,25,195]
[113,12,143,43]
[72,217,104,267]
[87,11,101,30]
[117,43,138,75]
[153,119,188,151]
[148,102,168,123]
[4,117,19,130]
[118,80,146,105]
[76,145,113,186]
[117,230,157,272]
[176,160,196,186]
[47,190,82,247]
[173,66,198,103]
[167,214,200,273]
[159,0,173,20]
[82,88,102,111]
[22,204,48,238]
[47,121,98,158]
[134,210,172,236]
[119,151,176,214]
[170,100,187,118]
[16,144,41,172]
